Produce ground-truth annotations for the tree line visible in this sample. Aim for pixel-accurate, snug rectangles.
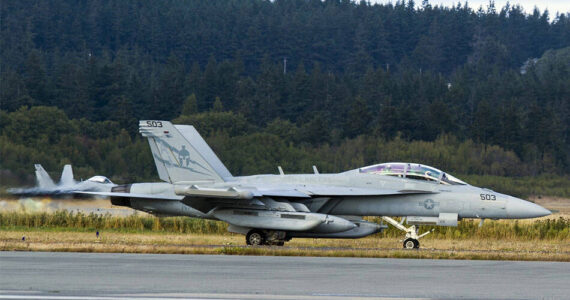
[0,0,569,184]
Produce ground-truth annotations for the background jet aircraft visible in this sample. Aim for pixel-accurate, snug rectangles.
[7,164,116,197]
[86,120,551,249]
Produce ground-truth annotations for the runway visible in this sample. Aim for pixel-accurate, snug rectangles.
[0,252,568,300]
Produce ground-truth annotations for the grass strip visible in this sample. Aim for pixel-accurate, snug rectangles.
[1,229,568,262]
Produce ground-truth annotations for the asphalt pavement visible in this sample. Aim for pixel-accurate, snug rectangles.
[0,252,568,299]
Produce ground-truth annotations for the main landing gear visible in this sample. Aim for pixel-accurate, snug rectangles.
[245,229,287,246]
[381,216,434,249]
[246,229,265,246]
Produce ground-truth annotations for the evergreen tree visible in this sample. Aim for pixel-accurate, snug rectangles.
[181,94,198,116]
[212,97,224,112]
[345,96,372,138]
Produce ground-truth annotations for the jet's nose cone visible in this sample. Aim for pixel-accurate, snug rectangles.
[507,197,551,219]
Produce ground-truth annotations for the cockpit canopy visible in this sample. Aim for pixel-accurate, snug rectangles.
[359,162,467,185]
[87,176,114,184]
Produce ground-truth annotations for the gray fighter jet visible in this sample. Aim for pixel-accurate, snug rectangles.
[86,120,551,249]
[8,164,116,197]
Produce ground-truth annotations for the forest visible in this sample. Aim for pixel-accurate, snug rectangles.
[0,0,569,196]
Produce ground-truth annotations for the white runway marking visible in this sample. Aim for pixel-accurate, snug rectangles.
[0,296,217,300]
[0,294,424,300]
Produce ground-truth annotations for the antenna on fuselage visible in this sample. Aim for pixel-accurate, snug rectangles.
[278,166,284,176]
[312,165,319,175]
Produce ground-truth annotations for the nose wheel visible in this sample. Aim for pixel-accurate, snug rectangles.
[403,238,420,249]
[382,217,433,249]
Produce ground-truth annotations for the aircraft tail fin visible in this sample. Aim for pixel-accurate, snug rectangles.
[34,164,56,188]
[59,164,75,186]
[139,120,233,183]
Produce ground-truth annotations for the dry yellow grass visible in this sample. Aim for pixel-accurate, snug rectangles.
[1,230,568,261]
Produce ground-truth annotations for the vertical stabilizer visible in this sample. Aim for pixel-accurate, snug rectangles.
[35,164,56,188]
[59,164,75,186]
[147,137,171,182]
[140,120,233,183]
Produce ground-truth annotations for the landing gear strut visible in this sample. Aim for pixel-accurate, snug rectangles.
[382,217,433,249]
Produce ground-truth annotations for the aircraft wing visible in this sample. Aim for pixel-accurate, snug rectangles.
[174,184,438,215]
[78,191,183,201]
[73,183,436,202]
[174,184,437,199]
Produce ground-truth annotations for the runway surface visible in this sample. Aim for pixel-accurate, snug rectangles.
[0,252,568,300]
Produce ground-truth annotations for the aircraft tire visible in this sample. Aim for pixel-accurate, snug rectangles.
[403,238,419,249]
[246,229,265,246]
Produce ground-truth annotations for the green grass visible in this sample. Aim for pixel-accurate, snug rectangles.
[375,217,570,240]
[0,210,228,235]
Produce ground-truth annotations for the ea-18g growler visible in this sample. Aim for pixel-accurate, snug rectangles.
[85,120,551,249]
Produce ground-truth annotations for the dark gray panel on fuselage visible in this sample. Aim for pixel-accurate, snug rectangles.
[327,194,441,217]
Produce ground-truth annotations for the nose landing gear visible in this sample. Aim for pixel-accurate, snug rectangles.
[403,238,420,249]
[381,216,434,249]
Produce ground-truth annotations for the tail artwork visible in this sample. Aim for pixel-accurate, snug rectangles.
[139,120,233,183]
[59,164,75,186]
[34,164,56,188]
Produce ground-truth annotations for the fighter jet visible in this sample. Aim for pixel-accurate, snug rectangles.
[7,164,116,197]
[85,120,551,249]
